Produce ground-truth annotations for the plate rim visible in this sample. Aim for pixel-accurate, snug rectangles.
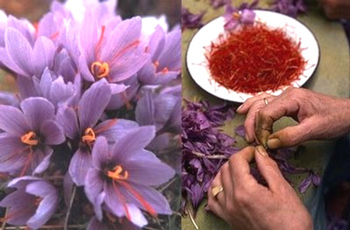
[185,9,321,103]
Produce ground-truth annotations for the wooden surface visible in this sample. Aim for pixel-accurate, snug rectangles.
[182,0,350,229]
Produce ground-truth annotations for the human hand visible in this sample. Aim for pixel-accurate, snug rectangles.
[207,146,313,230]
[320,0,350,19]
[237,87,350,149]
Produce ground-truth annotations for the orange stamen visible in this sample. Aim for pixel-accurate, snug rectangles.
[21,131,39,146]
[233,12,241,20]
[82,128,96,145]
[90,61,110,79]
[107,165,129,180]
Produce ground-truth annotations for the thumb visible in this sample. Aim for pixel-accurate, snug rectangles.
[267,122,312,149]
[254,146,286,192]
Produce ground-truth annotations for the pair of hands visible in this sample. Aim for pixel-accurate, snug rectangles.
[208,87,350,229]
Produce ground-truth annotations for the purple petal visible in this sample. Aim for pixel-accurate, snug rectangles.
[0,47,27,76]
[125,150,175,186]
[120,182,172,215]
[69,148,92,186]
[5,28,33,76]
[40,120,65,145]
[56,107,79,139]
[299,174,312,194]
[104,183,125,217]
[241,9,256,24]
[126,203,148,227]
[111,126,155,163]
[63,172,74,207]
[78,80,112,130]
[20,97,55,131]
[84,168,104,205]
[32,36,55,77]
[91,136,110,170]
[33,147,53,174]
[27,182,58,229]
[135,91,155,126]
[100,17,141,63]
[96,119,138,143]
[93,192,105,221]
[0,105,30,136]
[235,125,246,137]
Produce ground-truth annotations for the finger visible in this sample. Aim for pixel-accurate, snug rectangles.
[244,96,274,143]
[254,146,287,192]
[255,99,300,148]
[228,146,256,186]
[220,163,232,206]
[237,92,273,114]
[207,171,226,218]
[267,121,313,149]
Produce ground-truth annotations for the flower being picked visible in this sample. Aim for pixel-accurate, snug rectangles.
[224,4,256,31]
[0,176,59,230]
[85,129,175,227]
[0,97,65,175]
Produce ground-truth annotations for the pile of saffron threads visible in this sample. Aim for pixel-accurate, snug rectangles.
[207,23,307,93]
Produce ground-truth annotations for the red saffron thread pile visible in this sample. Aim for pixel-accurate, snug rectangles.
[207,23,307,93]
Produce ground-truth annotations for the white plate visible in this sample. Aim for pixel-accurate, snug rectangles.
[186,10,320,103]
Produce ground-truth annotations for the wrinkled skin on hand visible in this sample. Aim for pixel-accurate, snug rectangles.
[207,146,313,230]
[321,0,350,19]
[237,87,350,149]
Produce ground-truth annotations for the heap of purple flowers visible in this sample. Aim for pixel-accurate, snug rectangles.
[0,0,181,229]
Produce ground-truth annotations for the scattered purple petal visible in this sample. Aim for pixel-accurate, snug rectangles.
[181,8,205,30]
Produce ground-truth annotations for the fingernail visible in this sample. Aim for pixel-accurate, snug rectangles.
[237,104,243,112]
[267,138,281,149]
[256,145,268,156]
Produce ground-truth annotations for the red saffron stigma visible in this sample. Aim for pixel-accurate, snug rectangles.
[207,23,307,93]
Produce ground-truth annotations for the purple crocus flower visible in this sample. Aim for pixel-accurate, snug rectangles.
[0,27,56,78]
[298,172,321,193]
[87,216,141,230]
[181,8,204,30]
[0,97,65,175]
[85,132,175,227]
[224,4,256,31]
[0,176,58,229]
[137,26,181,86]
[78,16,149,84]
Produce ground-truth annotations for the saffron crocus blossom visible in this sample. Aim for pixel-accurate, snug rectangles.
[0,176,58,229]
[79,16,149,83]
[138,26,181,86]
[0,97,65,175]
[57,79,112,186]
[0,27,56,78]
[85,132,175,227]
[224,5,256,31]
[87,216,140,230]
[17,68,78,108]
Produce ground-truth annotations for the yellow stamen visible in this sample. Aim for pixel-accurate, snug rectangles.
[153,61,160,68]
[233,12,241,19]
[90,61,110,79]
[21,131,39,146]
[82,128,96,145]
[107,165,129,180]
